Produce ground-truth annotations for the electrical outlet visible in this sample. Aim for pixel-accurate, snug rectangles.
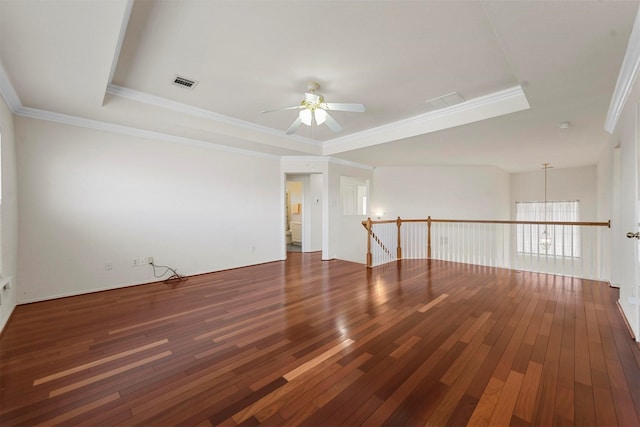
[133,257,151,267]
[104,262,113,270]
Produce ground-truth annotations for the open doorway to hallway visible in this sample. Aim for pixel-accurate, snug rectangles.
[285,174,323,255]
[285,179,303,252]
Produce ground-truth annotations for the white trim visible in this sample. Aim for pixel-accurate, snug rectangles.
[323,86,529,155]
[605,6,640,134]
[282,155,330,164]
[280,155,374,171]
[103,0,134,103]
[0,63,307,160]
[17,281,158,304]
[16,106,281,161]
[328,156,375,171]
[0,276,11,290]
[0,61,22,113]
[107,84,321,148]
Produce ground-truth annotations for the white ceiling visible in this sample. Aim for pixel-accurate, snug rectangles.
[0,0,638,172]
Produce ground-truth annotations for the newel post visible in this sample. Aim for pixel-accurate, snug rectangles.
[366,217,372,268]
[396,216,402,260]
[427,216,432,259]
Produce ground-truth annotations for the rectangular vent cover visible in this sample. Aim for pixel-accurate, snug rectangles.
[172,75,198,89]
[425,91,464,110]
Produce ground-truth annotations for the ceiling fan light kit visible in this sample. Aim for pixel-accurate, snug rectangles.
[262,81,365,135]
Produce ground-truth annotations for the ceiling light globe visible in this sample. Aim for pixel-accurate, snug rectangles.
[315,108,327,125]
[299,109,312,126]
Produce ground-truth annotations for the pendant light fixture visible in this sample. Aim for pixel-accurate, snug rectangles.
[540,163,553,252]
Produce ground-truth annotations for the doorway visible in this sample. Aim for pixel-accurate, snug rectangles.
[285,180,303,252]
[285,174,323,255]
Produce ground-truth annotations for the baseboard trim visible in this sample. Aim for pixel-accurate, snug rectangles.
[616,300,637,341]
[0,307,17,339]
[17,259,285,306]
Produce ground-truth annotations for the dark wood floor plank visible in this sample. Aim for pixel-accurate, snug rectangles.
[593,385,619,427]
[1,254,639,426]
[488,370,524,426]
[277,352,372,423]
[513,360,543,423]
[532,287,565,426]
[426,343,492,425]
[467,376,504,426]
[362,346,450,426]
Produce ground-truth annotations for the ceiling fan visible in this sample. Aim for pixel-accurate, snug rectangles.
[262,82,365,135]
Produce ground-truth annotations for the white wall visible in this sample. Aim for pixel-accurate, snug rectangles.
[16,117,282,303]
[597,147,616,282]
[510,165,597,220]
[372,166,510,220]
[309,174,323,252]
[330,161,374,264]
[0,96,18,332]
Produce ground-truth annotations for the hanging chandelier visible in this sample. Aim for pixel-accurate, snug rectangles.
[540,163,553,252]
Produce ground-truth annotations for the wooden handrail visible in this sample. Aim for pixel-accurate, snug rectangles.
[363,218,611,227]
[362,216,611,269]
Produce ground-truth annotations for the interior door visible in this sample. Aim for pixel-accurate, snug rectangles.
[628,105,640,339]
[618,102,640,340]
[636,141,640,338]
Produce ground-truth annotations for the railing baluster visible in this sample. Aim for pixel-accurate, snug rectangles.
[427,216,432,259]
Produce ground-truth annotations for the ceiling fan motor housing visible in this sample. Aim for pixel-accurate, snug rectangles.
[306,81,320,93]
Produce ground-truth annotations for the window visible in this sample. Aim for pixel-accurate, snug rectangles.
[341,176,368,216]
[516,201,580,257]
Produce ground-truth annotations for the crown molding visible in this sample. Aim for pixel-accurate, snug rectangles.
[605,7,640,134]
[102,0,134,104]
[106,84,321,149]
[17,106,281,160]
[328,156,375,171]
[280,155,374,171]
[1,61,306,161]
[322,85,529,156]
[0,61,22,113]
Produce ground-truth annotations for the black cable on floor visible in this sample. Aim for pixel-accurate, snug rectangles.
[149,261,187,284]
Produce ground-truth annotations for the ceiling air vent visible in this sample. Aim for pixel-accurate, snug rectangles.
[172,75,198,89]
[425,91,464,110]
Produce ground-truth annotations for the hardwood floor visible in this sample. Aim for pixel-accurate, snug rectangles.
[1,253,639,426]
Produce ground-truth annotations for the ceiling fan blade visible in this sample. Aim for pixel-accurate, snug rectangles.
[261,105,301,114]
[285,116,303,135]
[323,112,343,133]
[323,102,365,113]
